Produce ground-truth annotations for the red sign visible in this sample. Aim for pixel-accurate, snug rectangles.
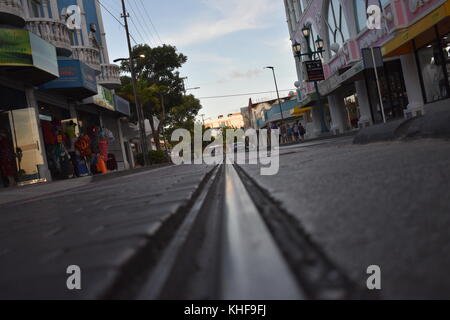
[304,60,325,82]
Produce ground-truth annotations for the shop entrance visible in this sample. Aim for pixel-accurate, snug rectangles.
[1,87,45,187]
[341,84,360,130]
[38,103,77,181]
[365,59,408,123]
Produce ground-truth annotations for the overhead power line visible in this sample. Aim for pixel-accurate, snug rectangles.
[197,89,296,100]
[96,0,139,45]
[137,0,163,44]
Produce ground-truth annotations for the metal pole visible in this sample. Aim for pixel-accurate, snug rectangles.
[371,47,386,123]
[314,80,329,133]
[305,39,328,133]
[120,0,149,165]
[270,68,284,124]
[159,92,169,153]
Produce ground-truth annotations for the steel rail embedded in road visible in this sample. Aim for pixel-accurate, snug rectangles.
[128,163,364,300]
[221,165,304,299]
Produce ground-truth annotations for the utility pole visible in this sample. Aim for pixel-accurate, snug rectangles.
[266,67,284,124]
[120,0,149,165]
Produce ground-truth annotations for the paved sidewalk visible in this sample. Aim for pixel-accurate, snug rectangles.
[0,164,213,299]
[0,165,171,206]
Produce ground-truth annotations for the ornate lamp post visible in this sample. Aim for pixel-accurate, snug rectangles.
[293,25,329,134]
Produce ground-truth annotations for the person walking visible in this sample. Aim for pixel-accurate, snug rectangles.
[293,122,300,142]
[299,122,306,141]
[280,123,287,144]
[286,123,293,144]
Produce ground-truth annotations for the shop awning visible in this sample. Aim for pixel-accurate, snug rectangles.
[0,28,58,85]
[40,59,98,99]
[318,61,364,96]
[382,2,450,57]
[290,107,312,116]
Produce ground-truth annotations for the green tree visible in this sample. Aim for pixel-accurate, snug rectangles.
[117,44,200,150]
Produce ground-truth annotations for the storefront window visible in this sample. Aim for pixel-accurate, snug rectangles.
[416,35,449,103]
[327,0,350,56]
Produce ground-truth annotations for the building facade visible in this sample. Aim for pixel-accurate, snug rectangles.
[0,0,132,187]
[283,0,450,136]
[204,113,245,129]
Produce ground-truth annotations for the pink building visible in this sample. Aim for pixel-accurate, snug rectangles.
[284,0,450,136]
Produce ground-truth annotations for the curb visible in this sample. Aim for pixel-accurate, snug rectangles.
[354,110,450,145]
[91,163,172,183]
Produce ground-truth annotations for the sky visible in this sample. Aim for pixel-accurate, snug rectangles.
[100,0,298,120]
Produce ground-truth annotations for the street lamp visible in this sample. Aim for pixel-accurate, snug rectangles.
[292,25,329,134]
[185,87,200,92]
[302,25,310,38]
[264,66,284,125]
[113,54,145,63]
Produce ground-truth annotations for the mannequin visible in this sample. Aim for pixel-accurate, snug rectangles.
[0,129,17,187]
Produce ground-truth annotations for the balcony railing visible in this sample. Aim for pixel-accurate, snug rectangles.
[0,0,25,27]
[71,46,101,71]
[97,63,121,89]
[26,18,72,57]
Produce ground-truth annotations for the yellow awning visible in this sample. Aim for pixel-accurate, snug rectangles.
[382,2,450,57]
[290,107,312,116]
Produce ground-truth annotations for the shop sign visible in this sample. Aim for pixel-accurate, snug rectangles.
[0,28,58,77]
[92,85,115,111]
[304,60,325,82]
[361,47,384,69]
[40,59,97,94]
[406,0,444,20]
[114,94,131,116]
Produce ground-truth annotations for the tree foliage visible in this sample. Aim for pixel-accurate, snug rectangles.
[116,44,201,150]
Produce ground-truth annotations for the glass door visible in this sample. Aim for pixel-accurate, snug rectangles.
[10,107,45,184]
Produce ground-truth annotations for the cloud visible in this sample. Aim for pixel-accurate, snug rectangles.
[229,69,263,79]
[166,0,277,47]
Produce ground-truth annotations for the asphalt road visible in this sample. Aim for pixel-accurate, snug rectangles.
[1,136,449,299]
[240,137,450,299]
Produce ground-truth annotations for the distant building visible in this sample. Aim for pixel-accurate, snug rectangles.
[204,113,245,129]
[240,107,251,130]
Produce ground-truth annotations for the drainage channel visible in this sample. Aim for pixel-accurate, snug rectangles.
[132,164,364,300]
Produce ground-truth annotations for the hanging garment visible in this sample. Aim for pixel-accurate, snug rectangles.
[98,138,109,161]
[96,155,107,174]
[0,136,17,177]
[106,153,118,171]
[75,135,91,157]
[41,121,57,145]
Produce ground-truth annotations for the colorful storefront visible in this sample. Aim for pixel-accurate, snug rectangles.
[0,28,58,186]
[383,0,450,117]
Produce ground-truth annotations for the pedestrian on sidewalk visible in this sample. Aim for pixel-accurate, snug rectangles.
[286,123,293,144]
[280,123,287,144]
[293,122,300,142]
[299,122,306,141]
